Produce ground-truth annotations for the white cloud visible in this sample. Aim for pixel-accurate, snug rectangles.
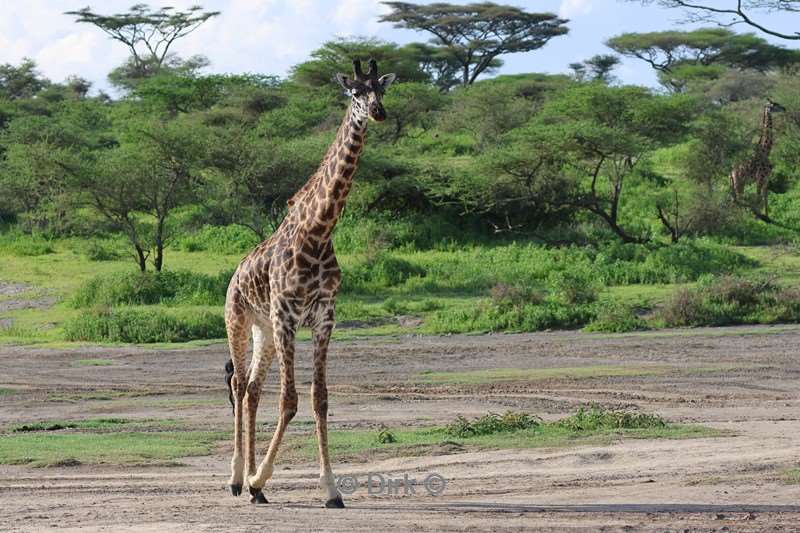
[559,0,594,18]
[332,0,388,35]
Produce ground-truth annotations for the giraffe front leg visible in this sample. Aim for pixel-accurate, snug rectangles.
[246,319,297,504]
[311,316,344,508]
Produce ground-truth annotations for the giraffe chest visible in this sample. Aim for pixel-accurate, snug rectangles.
[270,239,341,307]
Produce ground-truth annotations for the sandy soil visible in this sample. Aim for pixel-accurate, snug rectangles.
[1,325,800,532]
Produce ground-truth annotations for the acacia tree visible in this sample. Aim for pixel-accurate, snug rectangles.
[82,116,207,271]
[0,59,49,100]
[633,1,800,41]
[569,54,621,83]
[66,4,219,83]
[292,38,463,92]
[380,2,568,86]
[477,85,695,242]
[607,28,800,91]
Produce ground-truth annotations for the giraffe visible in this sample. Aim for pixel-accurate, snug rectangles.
[730,99,785,218]
[223,59,395,508]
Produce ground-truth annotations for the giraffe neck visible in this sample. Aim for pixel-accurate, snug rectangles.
[297,103,367,240]
[757,106,773,155]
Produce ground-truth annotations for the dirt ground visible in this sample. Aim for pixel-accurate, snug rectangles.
[1,325,800,532]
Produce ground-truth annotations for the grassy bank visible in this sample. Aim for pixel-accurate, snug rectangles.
[2,228,800,345]
[0,408,718,467]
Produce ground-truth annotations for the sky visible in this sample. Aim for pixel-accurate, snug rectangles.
[0,0,798,94]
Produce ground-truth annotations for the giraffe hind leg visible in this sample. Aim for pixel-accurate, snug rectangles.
[247,312,298,503]
[226,303,252,496]
[243,321,276,503]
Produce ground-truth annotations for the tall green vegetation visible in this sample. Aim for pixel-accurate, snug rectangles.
[2,2,800,341]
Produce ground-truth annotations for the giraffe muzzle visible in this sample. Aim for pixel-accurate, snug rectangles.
[369,103,386,122]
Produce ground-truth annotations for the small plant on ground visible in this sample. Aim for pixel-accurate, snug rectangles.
[585,303,648,333]
[375,426,397,444]
[557,404,667,431]
[445,411,542,438]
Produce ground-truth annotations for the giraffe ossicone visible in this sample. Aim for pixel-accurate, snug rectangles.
[223,58,395,508]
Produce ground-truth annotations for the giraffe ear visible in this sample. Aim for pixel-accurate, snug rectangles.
[335,73,353,91]
[378,73,396,90]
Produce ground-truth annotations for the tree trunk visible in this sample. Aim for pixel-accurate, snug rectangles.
[588,206,648,244]
[154,217,165,271]
[135,245,147,272]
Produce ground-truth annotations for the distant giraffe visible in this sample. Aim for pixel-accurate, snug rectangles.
[730,99,786,218]
[223,59,395,508]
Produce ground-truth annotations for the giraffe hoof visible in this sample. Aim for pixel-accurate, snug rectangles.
[230,483,242,496]
[325,496,345,509]
[249,487,269,504]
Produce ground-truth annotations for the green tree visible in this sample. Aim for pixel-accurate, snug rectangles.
[205,128,328,239]
[569,54,621,84]
[66,4,219,88]
[484,85,696,242]
[380,2,568,86]
[607,28,800,91]
[80,114,208,271]
[0,59,49,100]
[379,82,448,143]
[291,38,430,88]
[109,54,210,92]
[0,99,112,233]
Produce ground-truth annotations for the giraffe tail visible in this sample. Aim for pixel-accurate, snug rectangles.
[224,359,234,414]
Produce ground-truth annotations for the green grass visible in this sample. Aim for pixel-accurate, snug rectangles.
[288,407,720,461]
[785,468,800,484]
[418,365,669,385]
[74,359,115,366]
[0,430,225,467]
[3,232,800,346]
[0,388,19,396]
[47,390,165,402]
[0,408,718,467]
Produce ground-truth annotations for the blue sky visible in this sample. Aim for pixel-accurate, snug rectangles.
[0,0,797,93]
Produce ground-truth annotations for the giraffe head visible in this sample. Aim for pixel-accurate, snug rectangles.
[767,99,786,114]
[335,59,396,122]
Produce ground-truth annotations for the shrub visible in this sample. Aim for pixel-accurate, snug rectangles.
[585,304,648,333]
[173,225,260,255]
[85,241,121,261]
[659,275,800,327]
[427,300,596,334]
[557,405,666,431]
[592,240,755,285]
[445,411,541,438]
[0,230,55,256]
[63,307,225,343]
[341,252,426,293]
[71,269,234,308]
[489,283,544,307]
[659,287,707,327]
[375,427,397,444]
[547,268,600,305]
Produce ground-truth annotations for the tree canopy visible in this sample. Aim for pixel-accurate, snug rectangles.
[66,4,219,87]
[380,2,568,86]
